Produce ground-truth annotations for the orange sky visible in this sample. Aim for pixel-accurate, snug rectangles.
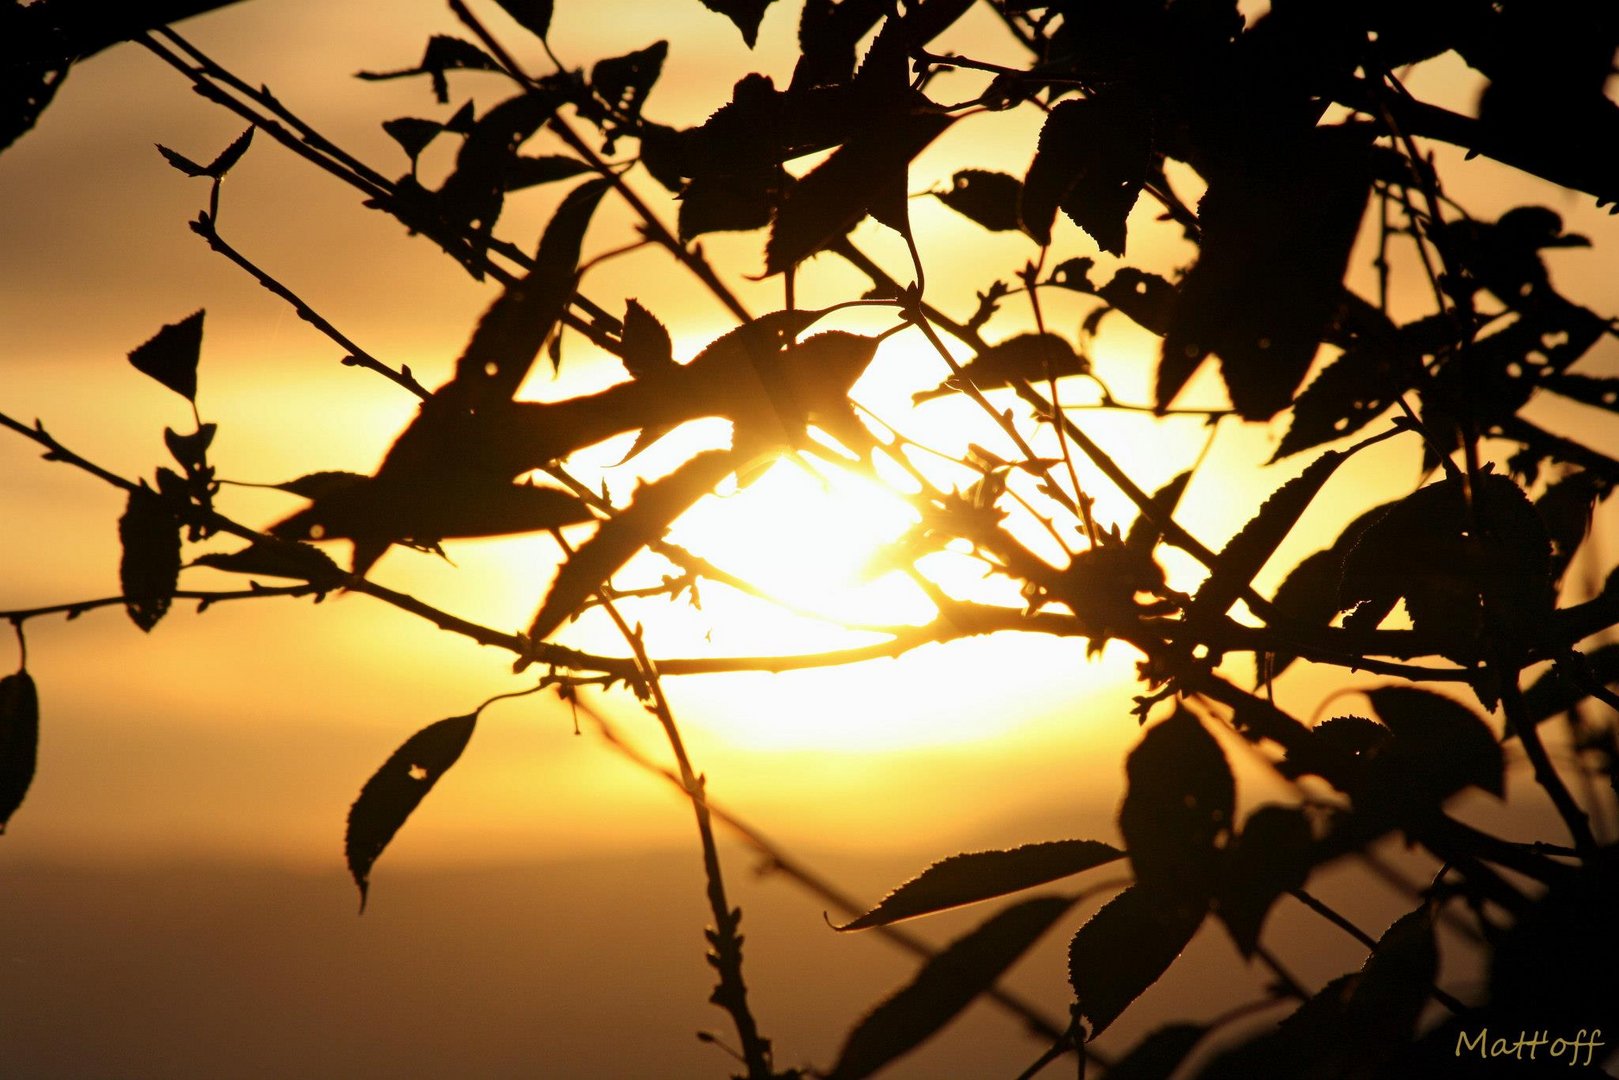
[2,3,1618,1074]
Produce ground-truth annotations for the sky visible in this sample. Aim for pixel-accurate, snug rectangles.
[2,1,1618,1077]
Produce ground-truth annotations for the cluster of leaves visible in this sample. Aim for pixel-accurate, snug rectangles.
[6,0,1619,1078]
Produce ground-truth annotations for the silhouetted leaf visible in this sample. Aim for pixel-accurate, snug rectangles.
[1048,257,1095,292]
[1216,804,1313,956]
[1367,686,1503,799]
[205,126,253,177]
[346,713,477,910]
[1094,267,1176,337]
[128,310,204,402]
[1068,886,1204,1038]
[1118,708,1233,899]
[449,175,610,401]
[1105,1023,1207,1080]
[492,0,553,41]
[828,895,1075,1080]
[1341,472,1554,656]
[118,489,181,632]
[620,299,676,381]
[1544,373,1619,412]
[192,540,346,587]
[271,477,594,548]
[835,840,1123,930]
[764,104,953,274]
[1346,906,1437,1042]
[1159,127,1374,419]
[502,154,592,191]
[434,89,565,248]
[592,42,666,124]
[269,471,369,501]
[1537,469,1608,582]
[1195,450,1346,617]
[1021,93,1152,255]
[934,169,1023,232]
[1272,336,1425,460]
[913,333,1089,403]
[357,36,501,104]
[0,671,38,834]
[156,144,208,177]
[1125,471,1192,556]
[524,450,737,646]
[163,423,216,475]
[382,117,445,163]
[699,0,780,48]
[1259,550,1343,680]
[1521,644,1619,730]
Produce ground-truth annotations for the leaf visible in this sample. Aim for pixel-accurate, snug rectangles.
[119,489,182,632]
[1095,267,1176,337]
[271,476,594,548]
[764,103,953,274]
[524,450,737,647]
[163,423,217,475]
[913,333,1089,403]
[619,299,676,381]
[1194,450,1346,618]
[491,0,553,41]
[448,175,610,401]
[1258,549,1344,680]
[205,126,253,178]
[835,840,1123,930]
[502,154,592,191]
[1125,470,1192,556]
[1103,1023,1207,1080]
[156,144,208,177]
[1159,127,1375,419]
[269,470,370,501]
[1216,804,1313,957]
[434,90,565,248]
[192,540,346,587]
[827,895,1075,1080]
[934,169,1024,232]
[1278,715,1391,788]
[346,714,477,910]
[357,36,502,104]
[1021,93,1152,255]
[382,117,445,163]
[1536,469,1609,582]
[0,671,38,834]
[1520,643,1619,730]
[698,0,779,48]
[1345,906,1437,1042]
[1366,686,1504,799]
[1119,708,1233,900]
[1068,886,1204,1038]
[1272,337,1426,461]
[128,310,204,402]
[591,42,667,123]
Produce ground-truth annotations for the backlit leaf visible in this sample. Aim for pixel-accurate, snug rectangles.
[913,333,1088,403]
[1118,708,1232,900]
[1346,906,1437,1042]
[1259,549,1345,679]
[1367,686,1503,798]
[192,540,346,587]
[620,299,676,381]
[269,471,369,501]
[492,0,553,41]
[1216,804,1313,956]
[1068,886,1204,1038]
[835,840,1123,930]
[1125,470,1192,556]
[591,42,667,123]
[524,450,737,646]
[934,169,1023,232]
[204,126,253,177]
[0,671,38,834]
[698,0,780,48]
[128,310,204,402]
[828,895,1075,1079]
[118,489,181,632]
[1520,643,1619,731]
[502,154,592,191]
[346,714,477,910]
[156,144,208,178]
[1021,93,1152,255]
[271,476,594,547]
[357,36,502,104]
[1159,127,1374,419]
[382,117,444,163]
[1272,337,1425,460]
[1194,449,1346,617]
